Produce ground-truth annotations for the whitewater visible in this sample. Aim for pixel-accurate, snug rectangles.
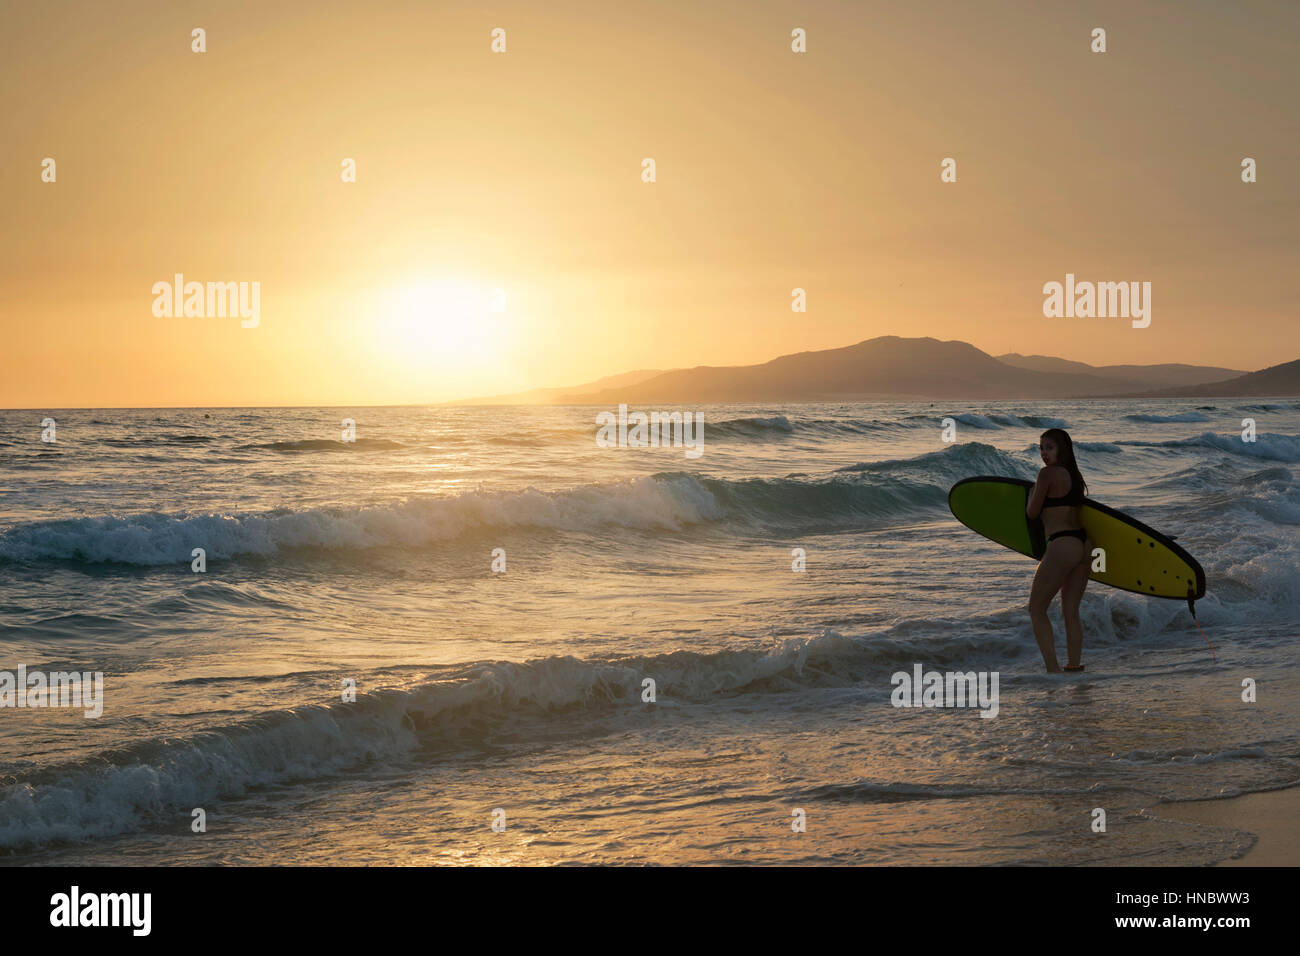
[1,400,1297,864]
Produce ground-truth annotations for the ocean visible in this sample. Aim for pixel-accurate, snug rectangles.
[1,400,1297,865]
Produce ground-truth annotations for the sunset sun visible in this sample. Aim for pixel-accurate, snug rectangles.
[372,277,509,375]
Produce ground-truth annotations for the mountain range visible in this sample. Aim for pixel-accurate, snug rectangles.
[455,336,1298,404]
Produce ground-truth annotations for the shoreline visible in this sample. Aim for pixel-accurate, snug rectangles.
[1151,786,1300,866]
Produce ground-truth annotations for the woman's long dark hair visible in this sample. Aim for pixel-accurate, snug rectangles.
[1040,428,1087,497]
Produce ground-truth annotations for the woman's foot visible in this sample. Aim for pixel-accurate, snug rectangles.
[1063,663,1085,672]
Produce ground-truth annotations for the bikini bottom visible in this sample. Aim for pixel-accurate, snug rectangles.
[1047,528,1087,543]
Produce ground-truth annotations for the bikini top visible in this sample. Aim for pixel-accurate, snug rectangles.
[1042,470,1084,508]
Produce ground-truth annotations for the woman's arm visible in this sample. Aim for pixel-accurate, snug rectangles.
[1026,467,1051,519]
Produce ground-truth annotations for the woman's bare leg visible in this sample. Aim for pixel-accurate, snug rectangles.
[1029,538,1085,672]
[1059,538,1092,667]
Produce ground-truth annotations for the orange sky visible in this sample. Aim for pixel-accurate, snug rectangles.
[4,0,1298,407]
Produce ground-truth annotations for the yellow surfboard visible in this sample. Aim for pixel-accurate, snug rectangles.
[948,476,1207,612]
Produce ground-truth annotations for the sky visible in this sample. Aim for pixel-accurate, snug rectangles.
[3,0,1298,407]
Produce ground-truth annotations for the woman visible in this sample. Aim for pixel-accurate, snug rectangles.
[1025,428,1091,673]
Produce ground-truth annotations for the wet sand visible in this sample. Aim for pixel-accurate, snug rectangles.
[1152,787,1300,866]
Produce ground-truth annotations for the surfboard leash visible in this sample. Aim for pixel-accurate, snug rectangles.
[1187,591,1216,661]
